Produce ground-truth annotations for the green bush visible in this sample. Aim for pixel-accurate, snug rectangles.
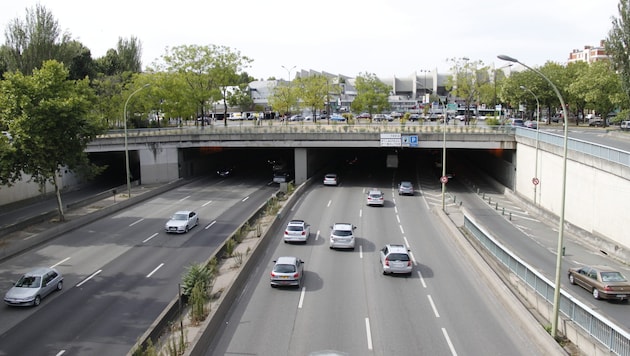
[181,263,213,297]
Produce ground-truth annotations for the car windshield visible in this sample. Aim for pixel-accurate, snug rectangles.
[325,175,336,179]
[287,226,303,231]
[274,264,296,273]
[387,253,410,261]
[601,272,627,282]
[172,214,188,220]
[15,275,41,288]
[333,229,352,236]
[401,182,411,188]
[369,193,382,199]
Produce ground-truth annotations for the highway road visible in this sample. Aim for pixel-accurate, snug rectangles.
[0,173,276,355]
[204,155,550,355]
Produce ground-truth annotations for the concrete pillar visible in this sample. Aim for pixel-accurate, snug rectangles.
[294,148,308,185]
[139,144,180,184]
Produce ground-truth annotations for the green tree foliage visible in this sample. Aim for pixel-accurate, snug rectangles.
[181,263,213,297]
[0,60,104,221]
[351,72,391,117]
[294,75,329,117]
[606,0,630,103]
[268,82,299,118]
[568,61,623,126]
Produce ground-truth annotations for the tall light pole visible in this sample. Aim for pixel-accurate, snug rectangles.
[281,65,296,82]
[123,84,150,198]
[499,54,569,339]
[520,85,541,205]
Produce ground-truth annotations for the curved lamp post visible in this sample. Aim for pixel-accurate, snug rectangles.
[123,84,150,198]
[499,54,568,339]
[520,85,541,205]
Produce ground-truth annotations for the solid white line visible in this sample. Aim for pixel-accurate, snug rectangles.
[178,195,190,202]
[417,270,427,288]
[202,200,213,207]
[399,225,405,234]
[442,328,458,356]
[403,236,410,249]
[143,233,159,243]
[365,317,373,350]
[298,286,306,308]
[51,257,70,268]
[129,218,144,227]
[359,245,363,259]
[242,196,249,202]
[428,295,440,317]
[76,270,102,287]
[146,263,164,278]
[205,221,216,230]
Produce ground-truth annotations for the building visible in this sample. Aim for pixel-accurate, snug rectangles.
[567,40,609,64]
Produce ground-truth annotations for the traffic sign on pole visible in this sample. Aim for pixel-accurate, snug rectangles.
[532,177,540,185]
[440,176,449,184]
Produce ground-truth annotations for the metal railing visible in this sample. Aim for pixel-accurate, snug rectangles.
[464,213,630,356]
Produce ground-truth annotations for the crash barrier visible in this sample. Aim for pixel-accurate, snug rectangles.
[463,210,630,356]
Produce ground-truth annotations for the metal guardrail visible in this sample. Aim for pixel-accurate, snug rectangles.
[463,213,630,356]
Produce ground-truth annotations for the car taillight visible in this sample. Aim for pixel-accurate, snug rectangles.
[285,231,289,235]
[605,285,613,291]
[407,261,412,266]
[385,258,390,266]
[271,272,276,277]
[301,231,306,235]
[294,273,299,278]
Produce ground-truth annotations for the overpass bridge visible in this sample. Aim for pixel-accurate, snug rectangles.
[85,123,630,261]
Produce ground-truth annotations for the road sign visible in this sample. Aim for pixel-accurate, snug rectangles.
[440,176,449,184]
[401,135,419,147]
[532,177,540,185]
[380,133,401,147]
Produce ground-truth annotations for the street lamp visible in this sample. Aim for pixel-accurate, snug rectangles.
[281,65,296,82]
[123,83,150,198]
[499,54,569,339]
[520,85,541,205]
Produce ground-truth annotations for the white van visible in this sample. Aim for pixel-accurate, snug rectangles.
[621,120,630,131]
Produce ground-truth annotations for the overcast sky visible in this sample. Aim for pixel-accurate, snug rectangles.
[0,0,621,80]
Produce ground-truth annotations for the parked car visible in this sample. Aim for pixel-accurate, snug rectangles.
[391,112,403,119]
[329,223,356,249]
[270,256,304,288]
[284,220,310,243]
[289,115,304,121]
[568,265,630,300]
[398,181,414,196]
[165,211,199,233]
[323,173,338,186]
[588,118,604,127]
[366,189,385,206]
[379,244,413,275]
[330,114,346,122]
[357,112,371,119]
[4,267,63,306]
[373,114,387,122]
[408,114,421,121]
[621,120,630,131]
[508,118,525,127]
[523,120,538,129]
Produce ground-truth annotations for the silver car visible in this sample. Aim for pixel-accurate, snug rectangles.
[165,210,199,233]
[270,256,305,288]
[283,220,311,243]
[398,181,414,196]
[4,267,63,306]
[329,223,356,250]
[379,244,413,275]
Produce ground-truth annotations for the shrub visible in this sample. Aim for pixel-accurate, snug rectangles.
[181,263,213,297]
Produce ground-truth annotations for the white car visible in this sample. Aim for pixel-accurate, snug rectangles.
[284,220,311,243]
[165,211,199,233]
[323,173,338,186]
[329,223,356,250]
[379,244,413,275]
[366,189,384,206]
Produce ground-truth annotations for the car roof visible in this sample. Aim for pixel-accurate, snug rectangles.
[288,220,305,225]
[400,181,412,185]
[325,173,337,177]
[174,210,193,214]
[589,265,623,272]
[385,244,408,253]
[332,222,353,229]
[368,189,383,194]
[275,256,299,264]
[24,267,55,276]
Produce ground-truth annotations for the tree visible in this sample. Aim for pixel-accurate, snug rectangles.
[606,0,630,105]
[268,82,298,118]
[446,58,490,124]
[0,60,104,221]
[351,72,391,120]
[294,75,329,118]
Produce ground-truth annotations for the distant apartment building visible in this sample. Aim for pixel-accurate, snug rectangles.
[568,40,609,64]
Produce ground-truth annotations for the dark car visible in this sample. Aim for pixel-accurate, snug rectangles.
[568,265,630,300]
[216,166,234,177]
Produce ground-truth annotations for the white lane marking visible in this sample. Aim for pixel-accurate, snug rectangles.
[359,209,363,218]
[417,270,427,288]
[394,206,398,214]
[55,351,66,356]
[51,257,70,268]
[178,195,190,202]
[428,295,440,317]
[409,251,417,264]
[76,270,102,287]
[327,200,332,207]
[242,196,249,202]
[442,328,458,356]
[403,236,410,249]
[205,221,217,230]
[129,218,144,227]
[315,230,320,241]
[365,317,373,350]
[202,200,213,207]
[143,233,159,243]
[359,245,363,259]
[298,286,306,309]
[396,215,401,223]
[146,263,164,278]
[399,225,405,234]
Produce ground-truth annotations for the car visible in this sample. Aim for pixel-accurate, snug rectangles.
[165,210,199,233]
[216,166,234,177]
[289,115,304,121]
[284,220,310,243]
[508,118,525,127]
[398,181,414,196]
[273,171,291,183]
[621,120,630,131]
[379,244,413,275]
[523,120,538,129]
[366,189,385,206]
[323,173,338,186]
[4,267,63,306]
[588,118,604,127]
[390,112,403,119]
[329,114,346,122]
[357,112,371,119]
[373,114,387,122]
[568,265,630,300]
[270,256,304,288]
[329,223,356,249]
[455,114,466,121]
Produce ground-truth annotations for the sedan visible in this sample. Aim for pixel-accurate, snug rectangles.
[398,181,414,196]
[568,265,630,300]
[270,256,304,288]
[4,267,63,306]
[323,173,338,186]
[165,210,199,233]
[524,120,538,129]
[329,114,346,122]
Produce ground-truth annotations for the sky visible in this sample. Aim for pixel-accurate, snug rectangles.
[0,0,621,80]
